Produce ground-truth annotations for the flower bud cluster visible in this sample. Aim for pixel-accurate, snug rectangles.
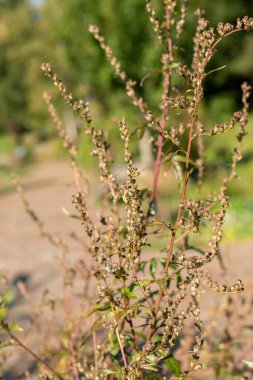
[41,62,73,106]
[43,92,77,159]
[145,111,169,139]
[163,95,188,109]
[217,16,253,37]
[176,0,188,39]
[145,0,163,42]
[119,119,146,262]
[89,25,147,113]
[178,215,199,234]
[168,127,180,146]
[72,192,101,260]
[126,80,147,113]
[198,270,244,293]
[41,63,92,126]
[178,64,197,85]
[89,25,126,82]
[162,309,187,347]
[209,111,245,136]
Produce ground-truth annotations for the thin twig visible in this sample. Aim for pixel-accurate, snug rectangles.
[4,328,65,380]
[147,2,174,218]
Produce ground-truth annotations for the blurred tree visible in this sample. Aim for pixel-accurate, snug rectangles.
[0,0,252,144]
[42,0,253,114]
[42,0,159,111]
[0,0,67,140]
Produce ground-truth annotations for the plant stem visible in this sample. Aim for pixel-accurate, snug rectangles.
[6,329,65,380]
[147,2,173,218]
[144,87,200,349]
[115,326,127,367]
[93,323,98,377]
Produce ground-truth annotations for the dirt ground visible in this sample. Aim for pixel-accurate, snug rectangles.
[1,160,253,378]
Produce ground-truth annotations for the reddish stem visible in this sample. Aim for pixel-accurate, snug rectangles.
[144,89,199,350]
[147,3,173,218]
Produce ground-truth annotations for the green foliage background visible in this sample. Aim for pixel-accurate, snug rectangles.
[0,0,253,239]
[0,0,252,137]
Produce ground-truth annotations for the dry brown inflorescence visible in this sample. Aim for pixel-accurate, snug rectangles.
[1,2,253,380]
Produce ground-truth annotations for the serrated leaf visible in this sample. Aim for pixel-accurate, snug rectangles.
[164,355,182,376]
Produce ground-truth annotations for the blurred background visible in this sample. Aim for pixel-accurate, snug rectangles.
[0,0,253,241]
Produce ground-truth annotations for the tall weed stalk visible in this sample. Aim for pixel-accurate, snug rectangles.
[1,2,253,380]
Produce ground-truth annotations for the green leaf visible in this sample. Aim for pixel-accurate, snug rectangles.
[146,354,156,363]
[164,355,182,376]
[137,124,147,139]
[114,308,135,324]
[80,317,103,348]
[0,307,7,319]
[83,303,111,318]
[134,331,146,340]
[10,323,23,332]
[138,260,147,272]
[128,280,151,293]
[156,278,168,291]
[2,289,15,306]
[149,199,158,216]
[109,327,119,356]
[130,123,147,140]
[174,154,199,168]
[119,226,128,238]
[151,334,162,343]
[168,62,180,69]
[121,287,138,299]
[131,351,142,362]
[150,258,157,278]
[176,274,182,288]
